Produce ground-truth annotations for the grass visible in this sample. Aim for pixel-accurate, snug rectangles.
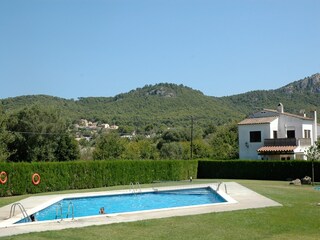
[1,179,320,240]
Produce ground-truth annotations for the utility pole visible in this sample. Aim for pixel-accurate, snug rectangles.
[312,158,315,186]
[190,116,194,159]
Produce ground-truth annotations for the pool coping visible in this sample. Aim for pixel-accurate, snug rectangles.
[0,182,282,237]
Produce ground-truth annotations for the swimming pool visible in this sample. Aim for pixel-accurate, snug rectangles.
[17,186,227,223]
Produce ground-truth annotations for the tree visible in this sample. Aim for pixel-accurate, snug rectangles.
[120,138,160,160]
[137,140,159,159]
[122,140,140,159]
[55,134,80,161]
[192,139,212,159]
[208,123,239,159]
[161,129,185,142]
[306,142,320,161]
[0,109,14,161]
[93,133,126,160]
[159,142,183,159]
[6,105,79,162]
[306,141,320,185]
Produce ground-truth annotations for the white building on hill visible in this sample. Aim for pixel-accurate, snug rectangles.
[238,103,319,160]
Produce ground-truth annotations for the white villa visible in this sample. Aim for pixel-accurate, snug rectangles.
[238,103,319,160]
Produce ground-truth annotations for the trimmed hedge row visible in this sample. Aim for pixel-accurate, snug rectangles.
[197,160,320,181]
[1,159,319,197]
[0,160,198,197]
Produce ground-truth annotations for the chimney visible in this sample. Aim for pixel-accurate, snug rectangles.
[277,103,284,113]
[299,109,306,117]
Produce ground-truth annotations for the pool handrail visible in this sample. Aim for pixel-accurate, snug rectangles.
[130,182,141,194]
[66,201,74,220]
[55,203,63,221]
[216,182,228,194]
[136,182,141,193]
[9,203,31,223]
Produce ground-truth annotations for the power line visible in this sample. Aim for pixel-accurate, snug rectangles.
[190,116,194,160]
[8,131,68,136]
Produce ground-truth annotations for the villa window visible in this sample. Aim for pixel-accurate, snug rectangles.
[250,131,261,142]
[287,130,295,139]
[304,130,311,139]
[273,131,278,139]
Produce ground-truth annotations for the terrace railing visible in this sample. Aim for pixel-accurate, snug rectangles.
[264,138,311,146]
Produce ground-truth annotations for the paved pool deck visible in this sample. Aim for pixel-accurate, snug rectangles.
[0,182,282,237]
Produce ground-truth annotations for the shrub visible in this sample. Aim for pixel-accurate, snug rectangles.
[0,160,197,197]
[197,160,320,181]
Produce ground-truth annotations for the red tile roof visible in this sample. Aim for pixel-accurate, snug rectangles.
[262,109,313,120]
[238,116,277,125]
[239,108,314,126]
[257,146,297,152]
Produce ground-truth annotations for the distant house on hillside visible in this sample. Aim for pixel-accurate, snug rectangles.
[238,103,319,160]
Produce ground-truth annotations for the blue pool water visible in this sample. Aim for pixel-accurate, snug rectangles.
[18,187,226,223]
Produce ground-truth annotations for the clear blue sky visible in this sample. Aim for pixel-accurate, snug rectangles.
[0,0,319,99]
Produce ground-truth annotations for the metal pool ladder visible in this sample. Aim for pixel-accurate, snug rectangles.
[66,201,74,220]
[9,203,31,222]
[55,203,63,221]
[130,182,141,194]
[136,182,141,193]
[216,182,228,194]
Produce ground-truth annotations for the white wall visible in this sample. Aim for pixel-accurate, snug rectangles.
[238,123,273,159]
[239,107,317,160]
[278,114,314,142]
[270,119,279,137]
[278,115,302,138]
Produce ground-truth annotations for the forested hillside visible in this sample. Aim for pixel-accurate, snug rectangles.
[1,74,320,128]
[221,73,320,118]
[0,83,245,131]
[1,74,320,161]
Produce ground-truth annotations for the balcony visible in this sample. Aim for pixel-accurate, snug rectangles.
[264,138,311,147]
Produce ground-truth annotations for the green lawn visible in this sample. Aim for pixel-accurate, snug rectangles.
[1,180,320,240]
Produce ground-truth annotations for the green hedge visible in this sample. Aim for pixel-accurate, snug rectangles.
[0,160,198,197]
[2,159,318,197]
[197,160,320,181]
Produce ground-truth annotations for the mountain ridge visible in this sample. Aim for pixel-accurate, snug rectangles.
[1,74,320,130]
[278,73,320,94]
